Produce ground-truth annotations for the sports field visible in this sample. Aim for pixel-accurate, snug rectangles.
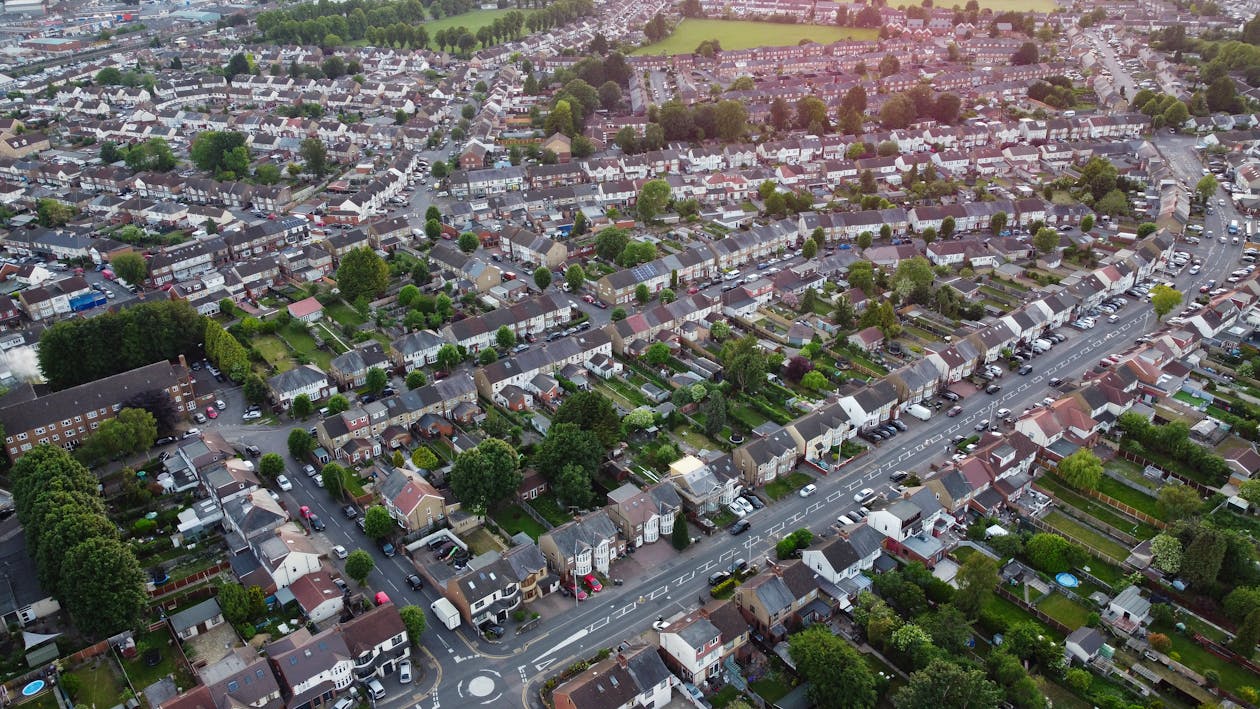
[421,8,513,35]
[632,19,878,55]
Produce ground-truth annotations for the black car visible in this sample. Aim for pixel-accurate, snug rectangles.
[479,622,505,639]
[728,520,751,536]
[1018,364,1033,375]
[245,445,261,458]
[342,505,359,519]
[309,515,325,532]
[985,384,1002,394]
[889,419,908,432]
[940,390,961,402]
[1049,377,1065,388]
[708,571,732,586]
[406,574,424,591]
[889,470,910,483]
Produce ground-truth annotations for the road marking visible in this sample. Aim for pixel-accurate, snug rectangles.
[720,549,734,562]
[590,616,609,631]
[806,502,822,513]
[675,571,695,585]
[532,629,588,668]
[767,521,785,535]
[613,604,636,618]
[647,585,669,600]
[826,491,842,502]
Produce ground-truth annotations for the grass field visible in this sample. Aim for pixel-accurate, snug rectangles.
[764,471,813,500]
[350,9,513,46]
[253,335,294,373]
[1041,510,1131,562]
[961,0,1058,10]
[634,19,877,55]
[493,504,548,541]
[1035,592,1094,630]
[67,661,124,709]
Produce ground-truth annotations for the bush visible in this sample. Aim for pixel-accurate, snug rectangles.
[711,577,738,598]
[1148,632,1171,653]
[132,518,157,536]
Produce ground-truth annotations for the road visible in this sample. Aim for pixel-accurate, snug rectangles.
[158,132,1239,709]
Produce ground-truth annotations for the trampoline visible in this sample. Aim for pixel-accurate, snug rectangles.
[1055,572,1080,588]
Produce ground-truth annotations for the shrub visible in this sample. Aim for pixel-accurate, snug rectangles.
[132,518,157,536]
[711,577,738,598]
[1148,632,1171,653]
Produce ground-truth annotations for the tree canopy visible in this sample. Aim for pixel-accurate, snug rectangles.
[449,439,522,513]
[337,247,390,303]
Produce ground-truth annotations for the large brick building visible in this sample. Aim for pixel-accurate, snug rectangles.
[0,360,194,458]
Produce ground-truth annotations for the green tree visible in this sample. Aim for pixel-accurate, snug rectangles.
[989,212,1008,237]
[300,137,329,177]
[1151,284,1182,320]
[720,335,768,394]
[595,228,629,262]
[345,549,375,584]
[894,658,1003,709]
[552,462,595,509]
[327,394,350,415]
[458,231,480,253]
[533,266,552,290]
[635,283,651,304]
[412,446,438,469]
[337,247,389,303]
[553,391,621,448]
[36,198,77,228]
[435,344,461,371]
[954,552,999,619]
[700,390,727,436]
[60,536,147,638]
[1080,214,1095,232]
[672,518,690,550]
[565,265,585,291]
[1033,227,1059,255]
[478,348,498,365]
[1182,527,1227,588]
[259,453,285,480]
[1196,174,1219,203]
[110,252,148,286]
[789,625,878,709]
[319,463,344,498]
[288,428,315,459]
[363,505,394,539]
[636,178,672,222]
[400,604,427,642]
[496,326,516,350]
[1157,484,1202,521]
[449,439,522,513]
[1057,448,1103,491]
[856,231,873,250]
[189,130,247,174]
[255,163,281,185]
[363,367,387,395]
[292,394,313,418]
[1151,532,1183,574]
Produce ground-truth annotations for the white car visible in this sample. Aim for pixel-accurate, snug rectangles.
[399,658,413,684]
[798,484,818,498]
[242,410,262,421]
[854,487,875,503]
[277,475,292,491]
[303,464,317,477]
[726,500,748,517]
[182,428,201,439]
[332,545,348,559]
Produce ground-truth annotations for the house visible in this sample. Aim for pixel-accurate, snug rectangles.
[501,540,554,603]
[288,571,345,624]
[732,426,803,487]
[328,342,389,389]
[799,525,884,610]
[287,297,324,322]
[266,626,354,708]
[848,326,884,352]
[501,226,568,269]
[222,491,288,548]
[667,454,742,515]
[268,365,333,409]
[837,380,899,431]
[340,603,410,680]
[732,561,823,641]
[865,487,950,567]
[162,649,282,709]
[168,598,225,640]
[444,557,522,626]
[656,600,751,684]
[1065,626,1107,665]
[551,644,673,709]
[376,464,447,532]
[605,482,682,548]
[539,510,623,585]
[255,527,322,589]
[390,329,445,369]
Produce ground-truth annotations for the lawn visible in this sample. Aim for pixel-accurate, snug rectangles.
[120,629,194,692]
[750,673,794,703]
[730,404,770,430]
[982,593,1054,636]
[1152,622,1260,695]
[674,425,718,452]
[764,471,814,501]
[970,0,1057,9]
[421,8,513,35]
[1036,476,1158,539]
[528,493,571,527]
[633,19,877,54]
[1035,592,1094,630]
[1104,457,1155,488]
[325,302,367,329]
[1041,510,1131,562]
[1093,476,1162,518]
[493,504,548,541]
[67,660,125,708]
[253,335,294,372]
[282,322,333,370]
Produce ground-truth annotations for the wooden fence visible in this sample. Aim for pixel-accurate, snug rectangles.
[1113,448,1215,496]
[1026,514,1129,566]
[1033,483,1142,547]
[149,561,229,598]
[994,586,1071,635]
[1080,485,1167,530]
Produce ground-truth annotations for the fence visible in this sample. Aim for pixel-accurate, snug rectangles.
[63,638,111,665]
[149,561,229,598]
[994,585,1071,635]
[1026,514,1129,566]
[1032,482,1145,546]
[1113,448,1215,496]
[1079,486,1166,530]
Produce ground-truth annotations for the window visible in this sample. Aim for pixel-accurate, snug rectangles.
[20,443,30,452]
[86,410,96,419]
[34,427,44,435]
[51,435,58,442]
[62,419,71,428]
[111,404,121,412]
[74,416,81,423]
[16,432,27,441]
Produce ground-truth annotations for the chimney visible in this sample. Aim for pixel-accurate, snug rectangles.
[178,353,188,372]
[616,652,628,668]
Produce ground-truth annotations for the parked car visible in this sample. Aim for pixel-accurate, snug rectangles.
[276,475,292,491]
[398,658,413,684]
[985,384,1002,394]
[741,492,765,509]
[1018,364,1033,375]
[332,545,348,559]
[406,574,424,591]
[583,574,603,593]
[946,405,964,417]
[708,571,731,586]
[854,488,875,503]
[309,515,325,532]
[798,483,818,498]
[728,520,751,536]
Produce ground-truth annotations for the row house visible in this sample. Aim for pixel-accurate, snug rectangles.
[474,330,613,401]
[551,645,673,709]
[224,216,309,259]
[229,257,282,298]
[267,365,334,409]
[17,275,94,321]
[926,430,1039,517]
[605,294,717,355]
[2,229,94,260]
[278,244,334,281]
[389,329,446,370]
[500,226,568,269]
[787,402,853,465]
[441,293,571,353]
[376,464,448,533]
[316,374,478,457]
[328,342,390,390]
[887,358,943,407]
[732,561,825,642]
[837,380,900,432]
[800,525,885,611]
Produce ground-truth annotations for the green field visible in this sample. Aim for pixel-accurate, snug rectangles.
[633,19,877,55]
[967,0,1059,11]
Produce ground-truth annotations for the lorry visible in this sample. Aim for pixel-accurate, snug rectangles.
[431,598,461,630]
[1229,220,1240,235]
[905,403,932,421]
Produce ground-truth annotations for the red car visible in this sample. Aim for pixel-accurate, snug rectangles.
[583,574,603,593]
[205,406,218,419]
[567,583,588,601]
[299,505,313,519]
[687,287,699,294]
